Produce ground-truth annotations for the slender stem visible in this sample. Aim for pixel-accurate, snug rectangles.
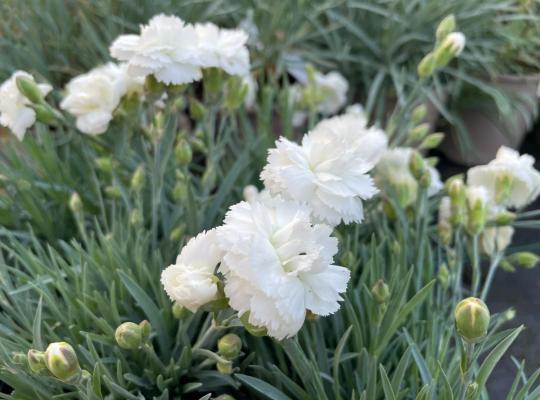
[471,234,481,296]
[459,342,475,400]
[480,252,503,301]
[192,348,230,365]
[143,344,167,373]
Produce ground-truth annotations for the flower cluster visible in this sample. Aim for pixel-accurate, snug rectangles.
[438,146,540,255]
[161,109,389,339]
[110,14,250,85]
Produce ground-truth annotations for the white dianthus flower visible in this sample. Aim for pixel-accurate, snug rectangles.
[60,63,142,135]
[0,71,52,140]
[110,14,202,85]
[161,229,222,313]
[314,71,348,115]
[481,226,514,255]
[217,196,350,340]
[194,23,250,76]
[261,113,386,226]
[467,146,540,208]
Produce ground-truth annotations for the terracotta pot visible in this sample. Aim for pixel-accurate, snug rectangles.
[441,74,540,166]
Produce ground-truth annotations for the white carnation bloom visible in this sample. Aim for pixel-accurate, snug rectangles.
[262,114,386,226]
[375,147,442,206]
[194,23,250,76]
[465,185,490,210]
[467,146,540,208]
[60,63,141,135]
[314,71,348,115]
[481,226,514,255]
[161,229,222,312]
[110,14,202,85]
[242,185,260,202]
[217,196,349,340]
[0,71,52,140]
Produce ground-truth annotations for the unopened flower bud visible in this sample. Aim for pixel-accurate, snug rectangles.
[175,139,193,165]
[173,181,188,202]
[131,165,145,192]
[411,105,428,124]
[105,185,122,199]
[218,334,242,359]
[448,178,466,227]
[16,76,45,104]
[419,132,445,150]
[129,209,143,227]
[371,279,390,304]
[508,252,539,269]
[438,263,450,289]
[189,98,207,121]
[44,342,81,382]
[418,52,436,79]
[409,150,426,180]
[69,192,83,214]
[169,225,185,242]
[203,67,224,95]
[240,312,267,337]
[419,170,432,189]
[172,302,191,319]
[242,185,259,202]
[340,250,355,268]
[27,349,46,372]
[493,211,515,226]
[435,14,456,43]
[433,32,466,67]
[217,360,233,375]
[32,103,57,125]
[438,220,453,245]
[454,297,490,343]
[115,322,143,350]
[409,123,430,143]
[500,259,516,272]
[503,308,516,321]
[224,76,249,111]
[466,382,479,399]
[466,187,488,235]
[95,157,114,173]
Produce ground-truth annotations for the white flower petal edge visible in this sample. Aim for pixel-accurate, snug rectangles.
[0,71,52,140]
[60,63,142,135]
[314,71,349,115]
[217,196,350,340]
[161,229,222,313]
[261,113,386,226]
[467,146,540,208]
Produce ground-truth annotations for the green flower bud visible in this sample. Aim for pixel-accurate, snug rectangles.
[418,52,436,79]
[131,165,145,192]
[433,32,466,68]
[408,150,426,180]
[454,297,490,343]
[217,360,233,375]
[419,132,444,150]
[69,192,83,214]
[503,308,516,321]
[189,98,207,121]
[418,170,432,189]
[448,178,466,227]
[203,67,224,95]
[169,225,186,242]
[408,123,430,143]
[218,334,242,359]
[500,259,516,272]
[240,312,267,337]
[340,250,355,268]
[129,209,143,227]
[411,105,428,124]
[371,279,390,304]
[224,76,248,111]
[438,220,453,246]
[115,322,143,350]
[435,14,456,43]
[493,211,515,226]
[438,263,450,289]
[27,349,46,372]
[466,382,479,399]
[32,103,57,125]
[175,139,193,165]
[44,342,81,382]
[95,157,114,173]
[16,76,45,103]
[172,181,188,202]
[466,187,488,235]
[508,252,539,269]
[105,185,122,199]
[172,302,191,319]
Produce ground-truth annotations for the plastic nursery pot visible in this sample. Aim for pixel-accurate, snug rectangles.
[441,74,540,166]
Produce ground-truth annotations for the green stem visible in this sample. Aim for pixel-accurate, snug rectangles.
[471,234,480,297]
[480,252,503,301]
[143,344,167,374]
[459,342,475,400]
